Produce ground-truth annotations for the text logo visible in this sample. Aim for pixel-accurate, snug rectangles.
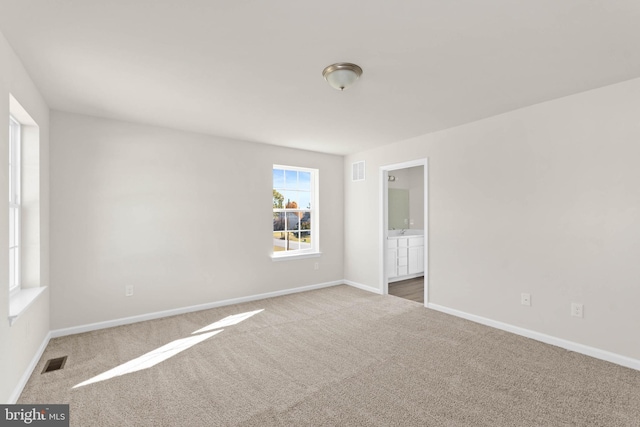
[0,405,69,427]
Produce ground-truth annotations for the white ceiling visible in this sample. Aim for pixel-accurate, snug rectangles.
[1,1,640,155]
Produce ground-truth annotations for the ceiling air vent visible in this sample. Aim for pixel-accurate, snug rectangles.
[352,161,365,182]
[42,356,68,374]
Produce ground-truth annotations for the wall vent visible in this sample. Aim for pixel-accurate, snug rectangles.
[42,356,67,374]
[352,161,365,181]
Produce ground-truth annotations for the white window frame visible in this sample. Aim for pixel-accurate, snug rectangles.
[272,165,320,259]
[9,115,21,294]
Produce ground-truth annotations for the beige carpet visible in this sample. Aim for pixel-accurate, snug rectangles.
[19,285,640,426]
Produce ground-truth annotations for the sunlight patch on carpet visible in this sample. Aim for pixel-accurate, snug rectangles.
[73,330,222,388]
[191,309,264,334]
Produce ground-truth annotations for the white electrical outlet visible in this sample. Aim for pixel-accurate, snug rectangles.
[521,293,531,306]
[571,303,584,318]
[125,285,134,297]
[314,262,319,270]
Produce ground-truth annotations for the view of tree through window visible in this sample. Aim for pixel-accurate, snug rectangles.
[273,166,315,255]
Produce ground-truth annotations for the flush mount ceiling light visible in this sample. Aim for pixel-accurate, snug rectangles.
[322,63,363,91]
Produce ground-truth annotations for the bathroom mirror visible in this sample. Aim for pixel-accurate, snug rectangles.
[388,188,409,230]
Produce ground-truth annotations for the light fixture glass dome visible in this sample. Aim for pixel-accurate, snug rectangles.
[322,63,363,91]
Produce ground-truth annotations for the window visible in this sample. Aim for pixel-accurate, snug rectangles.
[9,115,21,293]
[272,165,319,257]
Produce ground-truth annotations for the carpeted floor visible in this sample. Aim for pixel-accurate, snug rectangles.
[19,285,640,426]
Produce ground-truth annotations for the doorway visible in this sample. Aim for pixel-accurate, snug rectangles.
[379,159,428,306]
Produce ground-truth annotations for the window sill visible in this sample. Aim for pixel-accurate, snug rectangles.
[9,287,47,326]
[271,252,322,262]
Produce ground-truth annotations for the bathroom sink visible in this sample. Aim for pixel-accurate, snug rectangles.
[388,229,423,237]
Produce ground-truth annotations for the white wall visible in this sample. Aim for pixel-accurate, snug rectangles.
[345,77,640,361]
[0,31,50,403]
[50,111,344,330]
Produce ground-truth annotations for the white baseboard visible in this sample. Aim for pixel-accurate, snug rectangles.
[51,280,343,338]
[344,280,383,295]
[9,331,51,404]
[427,303,640,372]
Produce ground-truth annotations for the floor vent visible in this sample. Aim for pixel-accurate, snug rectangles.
[42,356,67,374]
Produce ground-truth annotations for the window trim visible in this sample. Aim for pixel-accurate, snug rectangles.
[272,164,320,259]
[9,115,21,295]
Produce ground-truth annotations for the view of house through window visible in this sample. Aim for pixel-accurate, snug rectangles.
[273,165,318,256]
[9,115,21,293]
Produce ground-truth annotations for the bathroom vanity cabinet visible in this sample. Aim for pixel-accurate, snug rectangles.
[387,235,424,282]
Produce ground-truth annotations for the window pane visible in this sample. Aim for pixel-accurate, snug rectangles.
[273,169,284,189]
[273,212,285,231]
[298,231,312,248]
[9,138,13,202]
[9,207,15,247]
[273,232,287,252]
[16,211,20,247]
[300,212,311,249]
[14,248,19,286]
[283,190,300,209]
[297,232,311,248]
[287,234,301,251]
[286,212,300,231]
[284,170,297,189]
[9,248,15,289]
[9,247,19,290]
[300,212,311,231]
[298,171,311,191]
[8,166,13,203]
[298,191,311,210]
[273,189,284,209]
